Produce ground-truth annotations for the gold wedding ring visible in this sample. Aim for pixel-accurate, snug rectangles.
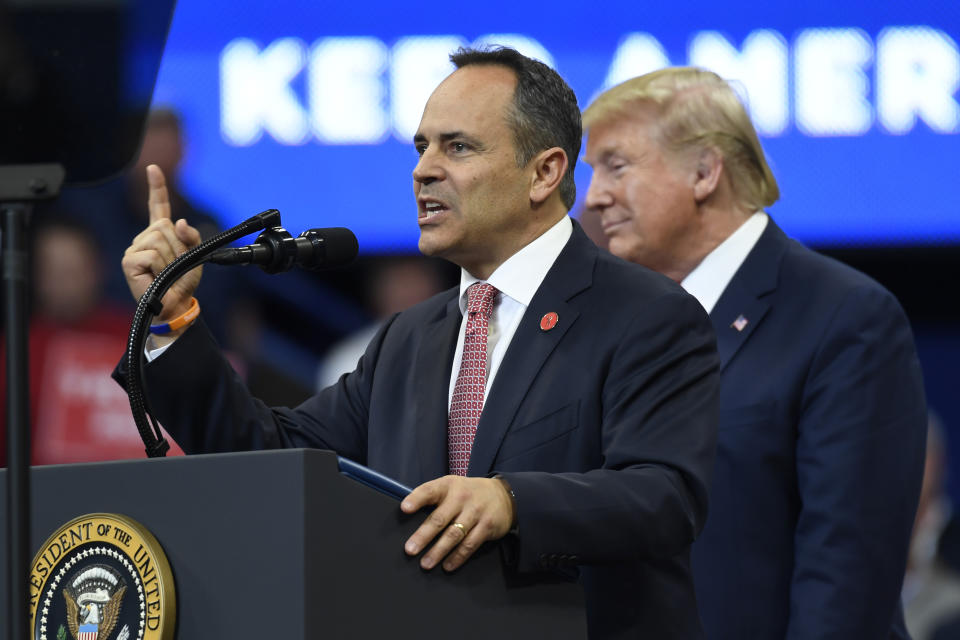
[451,522,466,536]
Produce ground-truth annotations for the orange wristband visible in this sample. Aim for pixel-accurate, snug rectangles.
[149,297,200,335]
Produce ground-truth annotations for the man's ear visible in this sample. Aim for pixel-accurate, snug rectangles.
[529,147,568,205]
[693,147,723,203]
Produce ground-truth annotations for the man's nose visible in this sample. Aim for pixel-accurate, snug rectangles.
[584,175,611,210]
[413,148,443,185]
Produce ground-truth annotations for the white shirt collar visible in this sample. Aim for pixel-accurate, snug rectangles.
[457,216,573,312]
[681,211,768,314]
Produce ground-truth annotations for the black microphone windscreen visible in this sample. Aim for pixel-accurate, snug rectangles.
[316,227,358,266]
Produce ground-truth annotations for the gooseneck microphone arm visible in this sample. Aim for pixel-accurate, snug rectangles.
[125,210,359,458]
[125,209,283,458]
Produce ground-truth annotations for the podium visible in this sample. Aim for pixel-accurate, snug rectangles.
[0,449,586,638]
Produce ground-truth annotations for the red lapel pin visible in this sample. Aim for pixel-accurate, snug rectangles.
[540,312,559,331]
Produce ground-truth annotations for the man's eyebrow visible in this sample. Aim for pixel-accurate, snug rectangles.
[596,149,625,163]
[584,149,611,164]
[412,131,486,148]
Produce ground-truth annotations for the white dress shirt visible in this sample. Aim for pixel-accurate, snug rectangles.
[448,215,573,408]
[681,211,768,314]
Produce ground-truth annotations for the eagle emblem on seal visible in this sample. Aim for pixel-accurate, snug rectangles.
[62,565,126,640]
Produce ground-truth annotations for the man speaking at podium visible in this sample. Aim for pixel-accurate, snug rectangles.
[117,48,720,638]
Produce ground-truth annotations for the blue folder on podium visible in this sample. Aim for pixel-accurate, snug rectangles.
[338,455,412,500]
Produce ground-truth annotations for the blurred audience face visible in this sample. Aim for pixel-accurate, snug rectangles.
[133,110,185,182]
[370,258,445,318]
[34,225,102,324]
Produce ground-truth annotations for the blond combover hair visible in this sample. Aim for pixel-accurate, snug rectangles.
[583,67,780,210]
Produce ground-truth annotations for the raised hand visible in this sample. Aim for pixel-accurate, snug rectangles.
[121,165,203,336]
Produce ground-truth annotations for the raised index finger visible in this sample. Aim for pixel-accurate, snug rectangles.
[146,164,172,223]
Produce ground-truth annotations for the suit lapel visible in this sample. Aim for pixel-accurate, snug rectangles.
[467,225,595,476]
[413,293,461,481]
[709,219,788,371]
[710,279,770,371]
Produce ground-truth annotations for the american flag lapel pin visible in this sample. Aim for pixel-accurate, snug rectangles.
[731,314,749,332]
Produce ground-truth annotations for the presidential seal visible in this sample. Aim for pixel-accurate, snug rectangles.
[29,514,175,640]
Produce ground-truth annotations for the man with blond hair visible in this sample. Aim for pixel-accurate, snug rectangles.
[582,67,927,639]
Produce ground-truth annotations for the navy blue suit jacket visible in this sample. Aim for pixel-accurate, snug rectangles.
[129,223,720,639]
[691,219,927,639]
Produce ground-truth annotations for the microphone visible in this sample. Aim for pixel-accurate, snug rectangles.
[209,226,358,273]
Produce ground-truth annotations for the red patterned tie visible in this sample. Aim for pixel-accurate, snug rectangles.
[448,282,499,476]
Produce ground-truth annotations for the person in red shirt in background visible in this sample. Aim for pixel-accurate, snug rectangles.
[0,216,183,466]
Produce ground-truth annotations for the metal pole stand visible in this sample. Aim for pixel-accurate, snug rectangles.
[1,163,65,640]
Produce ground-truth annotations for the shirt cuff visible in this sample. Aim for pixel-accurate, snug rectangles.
[145,335,174,362]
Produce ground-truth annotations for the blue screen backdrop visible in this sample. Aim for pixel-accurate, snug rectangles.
[149,0,960,252]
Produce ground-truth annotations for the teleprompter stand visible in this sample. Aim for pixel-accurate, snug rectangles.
[1,162,66,640]
[0,449,587,638]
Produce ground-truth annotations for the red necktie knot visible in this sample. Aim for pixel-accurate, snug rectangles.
[467,282,498,318]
